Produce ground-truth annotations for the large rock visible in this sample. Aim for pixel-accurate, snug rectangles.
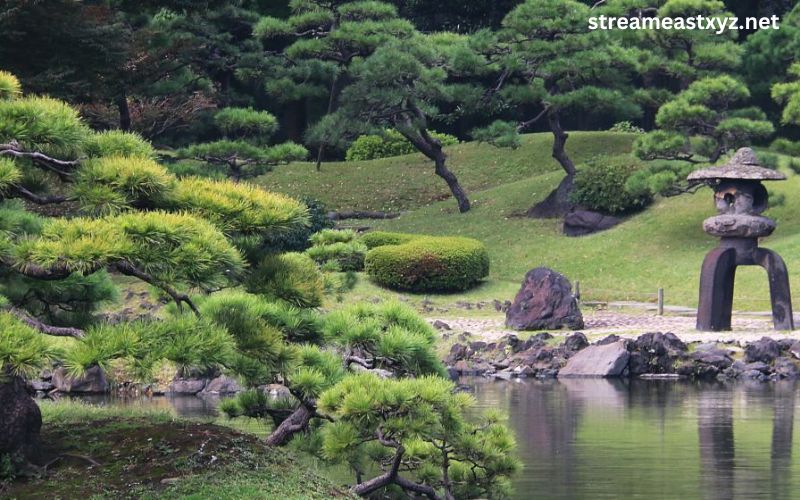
[52,365,108,393]
[505,267,583,331]
[745,337,781,364]
[0,375,42,463]
[168,378,207,395]
[201,375,243,394]
[558,341,630,377]
[563,210,621,237]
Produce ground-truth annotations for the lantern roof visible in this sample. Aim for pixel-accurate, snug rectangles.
[687,148,786,182]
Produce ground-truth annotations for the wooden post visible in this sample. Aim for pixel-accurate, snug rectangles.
[657,288,664,316]
[575,281,581,301]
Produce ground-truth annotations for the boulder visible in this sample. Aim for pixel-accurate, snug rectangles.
[168,378,207,395]
[506,267,583,331]
[773,357,800,379]
[52,365,108,393]
[744,337,780,364]
[564,332,589,352]
[597,334,621,346]
[201,375,243,394]
[432,320,451,331]
[563,210,622,237]
[558,341,630,378]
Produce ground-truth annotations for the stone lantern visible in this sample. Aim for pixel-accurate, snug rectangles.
[688,147,794,331]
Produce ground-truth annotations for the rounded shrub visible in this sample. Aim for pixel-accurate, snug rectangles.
[570,156,652,215]
[305,229,366,271]
[365,235,489,292]
[360,231,416,249]
[214,107,278,138]
[345,129,458,161]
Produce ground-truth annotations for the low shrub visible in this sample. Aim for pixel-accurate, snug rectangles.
[345,129,458,161]
[306,240,366,271]
[570,155,652,215]
[608,121,644,134]
[360,231,416,249]
[305,229,366,271]
[246,252,325,308]
[364,234,489,292]
[771,138,800,157]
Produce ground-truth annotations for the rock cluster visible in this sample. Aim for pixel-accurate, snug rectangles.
[445,332,800,382]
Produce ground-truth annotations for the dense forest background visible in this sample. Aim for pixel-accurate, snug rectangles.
[1,0,797,158]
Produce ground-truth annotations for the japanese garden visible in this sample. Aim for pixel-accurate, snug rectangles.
[2,0,800,498]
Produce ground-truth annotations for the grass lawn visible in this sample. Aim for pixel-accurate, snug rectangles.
[3,401,353,500]
[256,132,635,212]
[253,131,800,311]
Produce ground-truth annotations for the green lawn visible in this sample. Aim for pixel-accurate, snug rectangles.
[257,132,635,212]
[257,131,800,310]
[4,401,353,499]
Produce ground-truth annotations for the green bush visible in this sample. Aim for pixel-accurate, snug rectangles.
[246,252,325,308]
[345,129,458,161]
[306,240,367,271]
[310,228,356,245]
[0,70,21,101]
[360,231,416,249]
[214,107,278,138]
[570,156,652,215]
[608,121,644,134]
[771,138,800,157]
[262,197,334,253]
[364,234,489,292]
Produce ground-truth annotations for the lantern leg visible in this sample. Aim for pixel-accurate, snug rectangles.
[697,247,737,331]
[754,248,794,331]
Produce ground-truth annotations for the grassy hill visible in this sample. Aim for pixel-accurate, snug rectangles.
[258,132,800,310]
[257,132,635,212]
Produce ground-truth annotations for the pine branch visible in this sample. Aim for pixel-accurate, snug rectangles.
[8,306,85,338]
[113,261,201,317]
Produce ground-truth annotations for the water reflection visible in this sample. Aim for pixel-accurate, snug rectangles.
[464,378,800,500]
[67,379,800,499]
[68,393,221,418]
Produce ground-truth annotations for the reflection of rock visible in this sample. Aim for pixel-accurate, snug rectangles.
[506,267,583,331]
[52,366,108,393]
[558,341,630,378]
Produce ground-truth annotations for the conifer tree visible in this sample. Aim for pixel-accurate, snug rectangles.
[179,107,307,181]
[0,73,309,465]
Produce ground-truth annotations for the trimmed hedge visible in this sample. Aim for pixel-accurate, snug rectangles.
[364,232,489,292]
[360,231,416,249]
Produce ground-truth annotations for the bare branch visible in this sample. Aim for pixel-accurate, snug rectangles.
[113,261,201,317]
[8,306,85,338]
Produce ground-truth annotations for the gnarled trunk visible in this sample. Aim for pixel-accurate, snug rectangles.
[528,111,577,218]
[0,373,42,464]
[434,154,471,213]
[265,403,312,446]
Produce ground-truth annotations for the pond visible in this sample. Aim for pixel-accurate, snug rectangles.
[67,378,800,499]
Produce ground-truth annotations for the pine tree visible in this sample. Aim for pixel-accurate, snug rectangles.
[254,0,415,169]
[473,0,641,216]
[179,107,307,181]
[0,73,309,465]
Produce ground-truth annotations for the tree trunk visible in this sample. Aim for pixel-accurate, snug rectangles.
[0,372,42,465]
[527,174,575,218]
[315,74,342,171]
[527,112,578,218]
[434,153,471,213]
[351,445,404,497]
[547,111,576,176]
[265,404,312,446]
[116,92,131,132]
[229,160,242,183]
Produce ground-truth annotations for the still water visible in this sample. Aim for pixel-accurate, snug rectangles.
[74,378,800,499]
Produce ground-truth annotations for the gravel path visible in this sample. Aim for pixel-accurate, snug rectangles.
[429,309,800,344]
